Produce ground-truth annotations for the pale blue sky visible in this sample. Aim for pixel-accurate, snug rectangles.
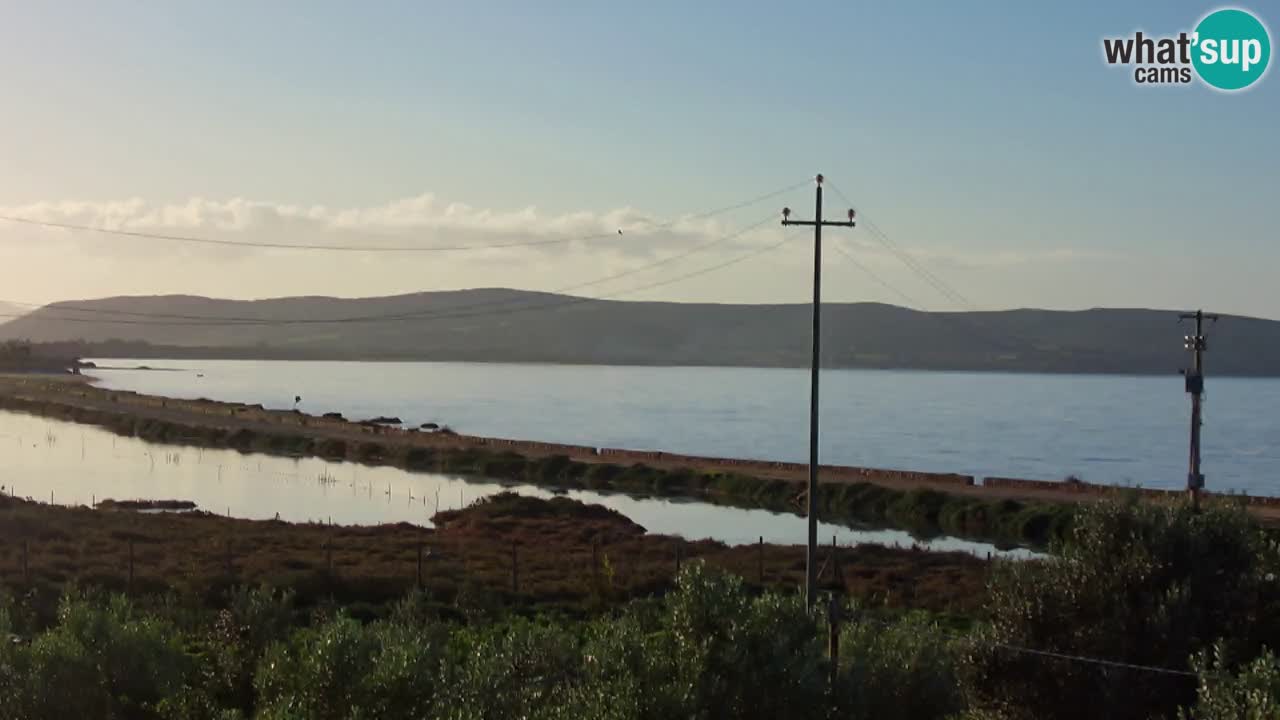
[0,1,1277,316]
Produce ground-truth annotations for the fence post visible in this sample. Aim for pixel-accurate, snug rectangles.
[827,594,842,690]
[416,541,424,589]
[758,535,764,585]
[675,540,682,577]
[592,536,600,589]
[511,542,519,595]
[831,535,841,586]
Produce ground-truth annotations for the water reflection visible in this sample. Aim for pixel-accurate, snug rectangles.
[0,411,1032,559]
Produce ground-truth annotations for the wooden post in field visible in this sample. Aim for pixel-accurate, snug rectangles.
[592,537,600,589]
[416,541,424,589]
[827,594,842,690]
[127,539,135,595]
[511,541,519,595]
[830,535,841,587]
[758,536,765,585]
[675,540,682,577]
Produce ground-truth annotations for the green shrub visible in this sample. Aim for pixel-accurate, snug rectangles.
[662,563,828,720]
[254,616,444,720]
[966,498,1280,720]
[834,611,965,720]
[1181,644,1280,719]
[436,618,579,720]
[3,593,190,720]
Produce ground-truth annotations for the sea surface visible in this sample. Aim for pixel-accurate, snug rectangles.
[85,359,1280,496]
[0,410,1029,558]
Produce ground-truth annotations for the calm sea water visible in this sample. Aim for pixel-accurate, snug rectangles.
[0,411,1028,557]
[87,359,1280,496]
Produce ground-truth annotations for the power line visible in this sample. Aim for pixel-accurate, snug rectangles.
[824,181,1049,356]
[991,642,1198,678]
[828,239,926,309]
[0,178,810,254]
[0,214,622,253]
[827,181,978,311]
[845,604,1201,680]
[0,215,781,327]
[828,234,1033,354]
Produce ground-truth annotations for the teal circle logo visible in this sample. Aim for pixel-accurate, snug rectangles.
[1192,8,1271,91]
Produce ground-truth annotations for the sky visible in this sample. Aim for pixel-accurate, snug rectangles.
[0,1,1277,317]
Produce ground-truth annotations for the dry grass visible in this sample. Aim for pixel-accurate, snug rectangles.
[0,493,989,618]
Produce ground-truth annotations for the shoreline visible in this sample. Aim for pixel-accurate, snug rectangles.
[0,375,1272,546]
[79,354,1280,379]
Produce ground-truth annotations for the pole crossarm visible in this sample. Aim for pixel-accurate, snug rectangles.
[782,220,857,228]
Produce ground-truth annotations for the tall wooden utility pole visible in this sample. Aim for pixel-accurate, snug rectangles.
[1180,309,1218,510]
[782,174,856,606]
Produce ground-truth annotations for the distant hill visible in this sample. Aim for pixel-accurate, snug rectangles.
[1,289,1277,375]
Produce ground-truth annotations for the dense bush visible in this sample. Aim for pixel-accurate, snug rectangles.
[1182,644,1280,719]
[0,565,974,720]
[835,611,966,720]
[4,498,1280,720]
[965,498,1280,720]
[0,593,190,720]
[255,617,446,720]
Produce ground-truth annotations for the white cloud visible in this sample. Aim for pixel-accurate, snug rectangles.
[0,192,1108,308]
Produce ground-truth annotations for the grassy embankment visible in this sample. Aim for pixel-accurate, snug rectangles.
[0,492,987,623]
[0,389,1078,548]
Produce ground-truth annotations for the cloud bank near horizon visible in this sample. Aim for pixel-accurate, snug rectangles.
[0,192,1122,312]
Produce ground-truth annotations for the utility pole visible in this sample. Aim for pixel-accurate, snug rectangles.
[782,174,856,606]
[1179,309,1218,510]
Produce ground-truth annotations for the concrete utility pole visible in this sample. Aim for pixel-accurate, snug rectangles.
[1180,309,1218,510]
[782,174,856,606]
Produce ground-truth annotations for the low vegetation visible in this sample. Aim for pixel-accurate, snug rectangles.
[0,496,1276,719]
[0,493,987,622]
